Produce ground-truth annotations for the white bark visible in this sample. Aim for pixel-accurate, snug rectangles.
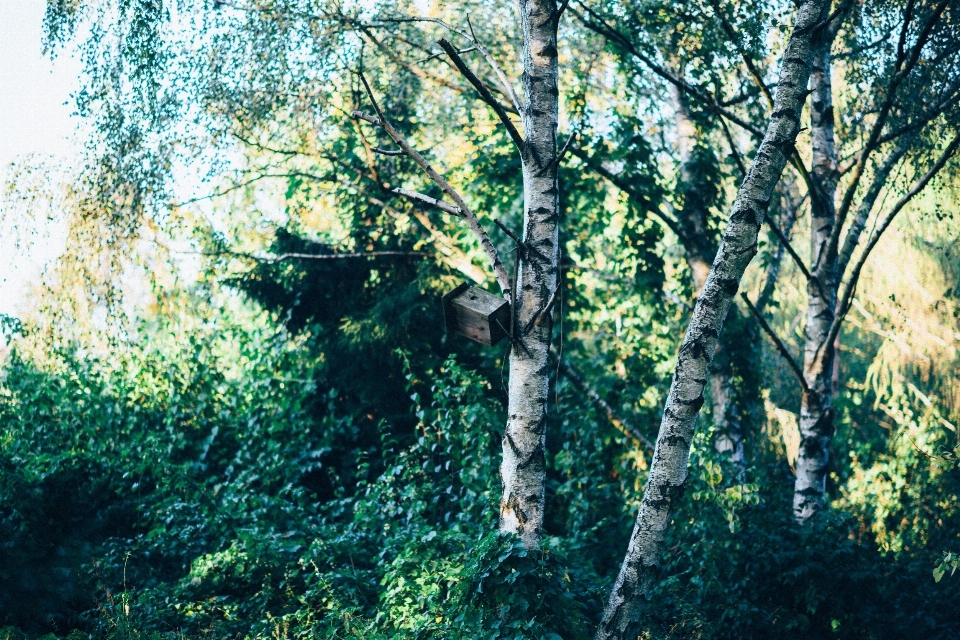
[794,26,841,523]
[669,82,746,476]
[595,2,831,636]
[499,0,561,548]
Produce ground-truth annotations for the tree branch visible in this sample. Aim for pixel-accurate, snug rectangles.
[572,3,765,139]
[707,0,775,109]
[392,187,463,216]
[766,214,811,281]
[437,38,525,153]
[569,147,684,240]
[208,249,429,263]
[755,184,800,313]
[372,146,404,156]
[741,293,809,391]
[830,0,950,253]
[835,137,912,278]
[378,16,523,114]
[557,357,655,452]
[353,72,512,297]
[825,131,960,356]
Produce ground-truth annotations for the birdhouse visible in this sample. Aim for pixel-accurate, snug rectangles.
[442,283,512,346]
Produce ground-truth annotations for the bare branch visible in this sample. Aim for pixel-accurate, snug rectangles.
[352,72,512,297]
[393,187,463,216]
[825,131,960,355]
[372,146,404,156]
[378,16,523,114]
[557,357,655,452]
[741,293,809,391]
[766,215,811,281]
[437,38,525,153]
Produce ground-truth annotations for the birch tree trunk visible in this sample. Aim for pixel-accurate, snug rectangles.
[595,1,830,636]
[499,0,560,549]
[794,22,841,524]
[669,83,746,477]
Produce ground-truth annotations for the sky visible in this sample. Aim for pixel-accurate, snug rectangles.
[0,0,81,317]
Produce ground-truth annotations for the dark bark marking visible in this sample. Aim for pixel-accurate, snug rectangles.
[517,445,545,469]
[800,435,826,458]
[662,433,690,448]
[772,107,802,125]
[539,43,558,59]
[505,432,523,457]
[810,407,835,437]
[677,393,705,412]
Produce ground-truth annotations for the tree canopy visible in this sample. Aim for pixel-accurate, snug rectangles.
[1,0,959,638]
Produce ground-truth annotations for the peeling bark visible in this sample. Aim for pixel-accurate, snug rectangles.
[499,0,561,549]
[595,2,830,636]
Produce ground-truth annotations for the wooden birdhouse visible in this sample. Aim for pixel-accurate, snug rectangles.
[442,283,511,346]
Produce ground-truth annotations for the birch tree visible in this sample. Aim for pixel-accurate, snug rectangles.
[731,0,960,523]
[572,0,798,479]
[348,1,566,548]
[593,0,832,636]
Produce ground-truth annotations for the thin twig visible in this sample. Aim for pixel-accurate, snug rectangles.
[718,117,747,177]
[556,130,578,165]
[494,218,549,264]
[740,293,809,392]
[556,357,655,452]
[766,215,811,281]
[378,16,523,114]
[418,45,477,64]
[494,218,525,251]
[496,318,532,357]
[207,249,429,263]
[523,281,561,335]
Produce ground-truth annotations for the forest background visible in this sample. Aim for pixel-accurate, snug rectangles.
[1,0,959,639]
